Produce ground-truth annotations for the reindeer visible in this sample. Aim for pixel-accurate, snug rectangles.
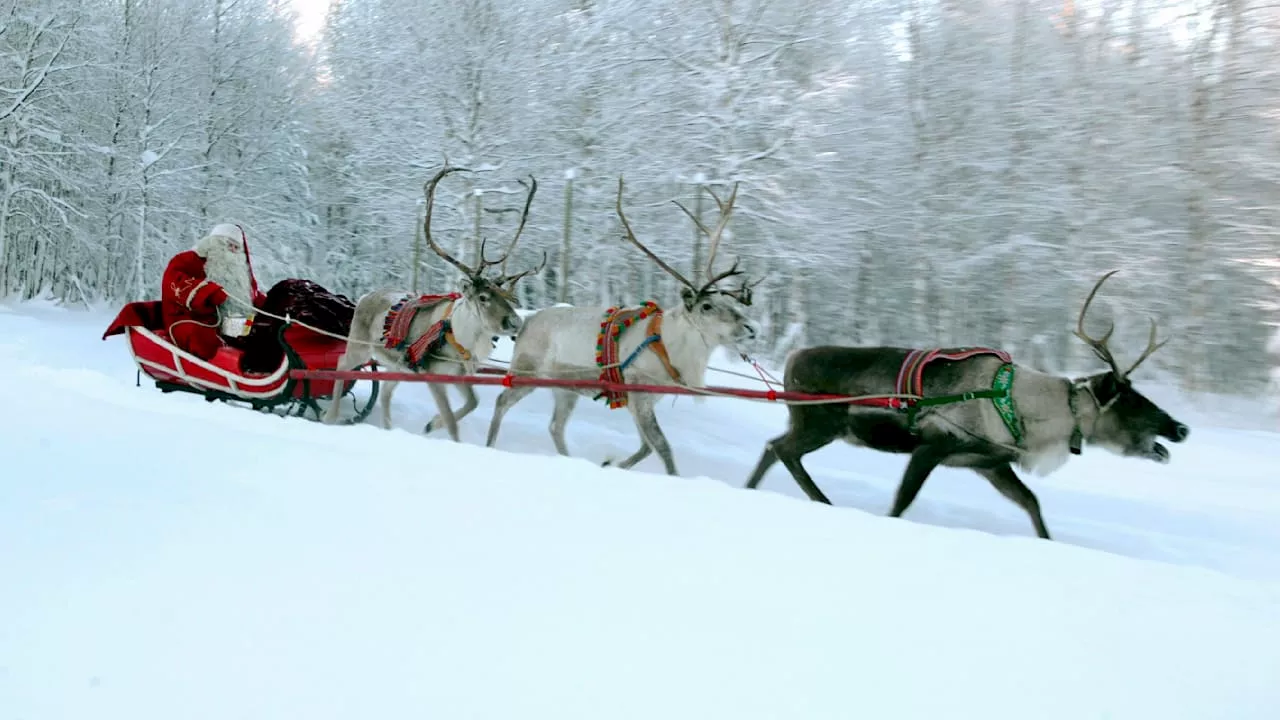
[743,270,1190,540]
[323,164,545,439]
[484,177,761,475]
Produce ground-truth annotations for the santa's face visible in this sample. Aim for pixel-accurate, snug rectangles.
[202,233,253,315]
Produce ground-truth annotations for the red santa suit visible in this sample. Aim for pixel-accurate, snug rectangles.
[161,223,266,361]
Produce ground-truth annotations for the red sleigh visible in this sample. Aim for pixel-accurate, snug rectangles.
[102,298,380,424]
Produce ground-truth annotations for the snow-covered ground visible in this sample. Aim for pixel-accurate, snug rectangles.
[3,300,1280,719]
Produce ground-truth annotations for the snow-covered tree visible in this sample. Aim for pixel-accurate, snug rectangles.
[1,0,1277,397]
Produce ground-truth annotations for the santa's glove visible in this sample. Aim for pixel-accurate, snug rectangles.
[204,284,229,311]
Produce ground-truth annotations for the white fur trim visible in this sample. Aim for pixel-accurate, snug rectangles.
[184,279,211,309]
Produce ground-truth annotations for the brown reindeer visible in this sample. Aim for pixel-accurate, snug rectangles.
[743,270,1190,539]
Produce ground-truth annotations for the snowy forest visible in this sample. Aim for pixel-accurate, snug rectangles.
[2,0,1278,395]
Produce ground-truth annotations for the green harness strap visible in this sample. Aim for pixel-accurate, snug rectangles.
[989,363,1025,447]
[905,363,1026,448]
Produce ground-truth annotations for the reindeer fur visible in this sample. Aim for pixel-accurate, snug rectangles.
[485,292,759,474]
[486,176,760,475]
[744,272,1190,540]
[322,282,521,439]
[323,163,543,438]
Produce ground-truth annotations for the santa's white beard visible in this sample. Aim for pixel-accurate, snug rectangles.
[203,243,254,320]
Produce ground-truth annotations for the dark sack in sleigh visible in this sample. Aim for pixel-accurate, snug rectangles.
[238,278,357,373]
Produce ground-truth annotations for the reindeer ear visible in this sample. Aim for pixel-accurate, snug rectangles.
[681,287,699,309]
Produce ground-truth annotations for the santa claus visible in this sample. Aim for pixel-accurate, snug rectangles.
[161,223,267,361]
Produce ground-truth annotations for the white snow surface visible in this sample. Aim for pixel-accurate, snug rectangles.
[2,300,1280,719]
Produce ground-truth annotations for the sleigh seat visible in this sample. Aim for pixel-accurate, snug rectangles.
[102,300,263,378]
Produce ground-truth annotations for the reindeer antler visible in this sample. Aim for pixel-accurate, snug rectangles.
[499,175,537,276]
[1124,317,1169,378]
[674,181,753,299]
[499,250,548,290]
[1074,269,1124,377]
[1075,267,1178,383]
[674,181,740,284]
[474,237,506,274]
[702,258,747,291]
[702,182,739,277]
[423,163,476,277]
[722,273,764,306]
[1075,269,1169,380]
[615,177,697,291]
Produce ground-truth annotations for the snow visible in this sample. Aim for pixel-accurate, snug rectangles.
[3,301,1280,719]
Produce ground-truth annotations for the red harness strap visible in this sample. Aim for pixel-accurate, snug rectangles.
[595,301,681,409]
[891,346,1013,408]
[644,312,682,384]
[382,292,468,368]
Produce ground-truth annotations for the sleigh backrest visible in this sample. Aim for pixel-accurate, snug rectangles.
[102,301,164,340]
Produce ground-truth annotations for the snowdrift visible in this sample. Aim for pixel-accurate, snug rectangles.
[2,304,1280,719]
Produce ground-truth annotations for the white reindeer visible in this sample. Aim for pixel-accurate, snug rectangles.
[324,165,545,439]
[485,177,761,475]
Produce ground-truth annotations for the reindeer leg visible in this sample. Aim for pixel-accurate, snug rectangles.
[769,427,840,504]
[605,443,652,470]
[323,347,370,425]
[379,380,401,430]
[426,382,460,441]
[454,384,480,422]
[426,384,479,433]
[623,395,679,475]
[888,444,951,518]
[744,433,785,490]
[485,385,536,448]
[976,464,1052,540]
[548,389,581,456]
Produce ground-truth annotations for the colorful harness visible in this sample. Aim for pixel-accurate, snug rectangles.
[381,292,472,369]
[594,301,682,409]
[891,347,1025,448]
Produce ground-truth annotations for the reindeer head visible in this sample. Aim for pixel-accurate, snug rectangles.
[423,165,546,338]
[1072,270,1190,463]
[615,177,761,350]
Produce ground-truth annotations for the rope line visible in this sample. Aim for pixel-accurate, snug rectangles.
[224,292,924,407]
